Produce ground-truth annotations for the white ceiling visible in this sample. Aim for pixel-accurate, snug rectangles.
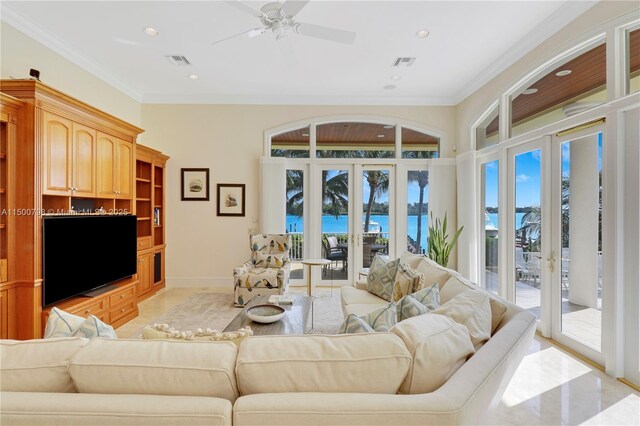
[1,1,597,105]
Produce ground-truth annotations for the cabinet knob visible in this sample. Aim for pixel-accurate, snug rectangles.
[85,309,90,314]
[120,294,125,298]
[121,308,125,313]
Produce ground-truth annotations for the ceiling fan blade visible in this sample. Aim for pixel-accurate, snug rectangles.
[223,0,266,18]
[281,0,310,18]
[294,22,356,44]
[211,27,266,46]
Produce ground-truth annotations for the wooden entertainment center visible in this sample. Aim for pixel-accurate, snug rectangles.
[0,80,169,339]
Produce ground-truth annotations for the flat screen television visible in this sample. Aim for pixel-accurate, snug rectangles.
[42,215,137,307]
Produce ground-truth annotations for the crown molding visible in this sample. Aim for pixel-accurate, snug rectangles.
[1,3,143,102]
[140,93,457,106]
[452,0,598,104]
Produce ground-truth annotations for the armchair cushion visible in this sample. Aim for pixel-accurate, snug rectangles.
[254,252,286,268]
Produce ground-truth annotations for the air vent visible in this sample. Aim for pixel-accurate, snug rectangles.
[392,57,416,67]
[165,55,191,66]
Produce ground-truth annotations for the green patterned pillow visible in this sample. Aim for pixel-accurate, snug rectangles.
[367,255,400,301]
[339,315,375,334]
[254,252,286,268]
[392,262,424,302]
[396,295,429,322]
[72,315,117,339]
[44,307,85,338]
[411,283,440,311]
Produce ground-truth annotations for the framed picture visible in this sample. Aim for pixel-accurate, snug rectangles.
[181,168,210,201]
[217,183,245,217]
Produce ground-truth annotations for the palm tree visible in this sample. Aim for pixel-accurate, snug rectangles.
[286,170,304,217]
[363,170,389,232]
[407,170,429,253]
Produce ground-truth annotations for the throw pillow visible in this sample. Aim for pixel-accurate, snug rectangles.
[410,283,441,311]
[392,262,424,301]
[367,255,400,301]
[396,295,429,322]
[44,307,85,338]
[72,315,117,339]
[253,252,286,268]
[432,290,492,349]
[414,256,453,289]
[339,303,398,334]
[142,324,254,346]
[338,315,375,334]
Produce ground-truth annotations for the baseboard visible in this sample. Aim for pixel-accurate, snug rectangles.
[165,277,232,288]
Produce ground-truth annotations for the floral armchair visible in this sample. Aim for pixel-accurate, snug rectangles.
[233,234,292,307]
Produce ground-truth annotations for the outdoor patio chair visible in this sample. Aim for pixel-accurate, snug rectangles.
[322,235,347,275]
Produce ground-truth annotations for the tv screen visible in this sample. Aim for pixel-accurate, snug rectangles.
[42,215,137,307]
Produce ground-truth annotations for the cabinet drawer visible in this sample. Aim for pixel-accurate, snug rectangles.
[109,286,136,307]
[69,298,107,317]
[109,301,136,324]
[137,237,152,251]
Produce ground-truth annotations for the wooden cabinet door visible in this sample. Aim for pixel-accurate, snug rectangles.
[42,111,72,195]
[0,289,8,339]
[96,132,116,198]
[116,140,133,199]
[137,251,153,298]
[72,123,96,197]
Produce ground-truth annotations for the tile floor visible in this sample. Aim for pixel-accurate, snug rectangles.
[117,286,640,425]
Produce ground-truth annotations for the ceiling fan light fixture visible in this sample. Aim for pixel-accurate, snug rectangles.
[143,27,158,37]
[416,29,430,38]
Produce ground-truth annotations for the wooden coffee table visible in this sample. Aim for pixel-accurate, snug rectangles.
[223,294,313,335]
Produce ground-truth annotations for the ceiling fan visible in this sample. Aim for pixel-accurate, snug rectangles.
[213,0,356,46]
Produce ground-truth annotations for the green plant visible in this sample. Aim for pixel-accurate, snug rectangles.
[427,212,463,267]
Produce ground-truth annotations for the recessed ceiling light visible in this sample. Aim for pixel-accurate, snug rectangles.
[301,133,309,137]
[522,88,538,95]
[377,134,385,138]
[391,75,401,81]
[383,125,394,129]
[555,69,572,77]
[143,27,158,37]
[383,84,396,90]
[188,74,199,80]
[416,29,430,38]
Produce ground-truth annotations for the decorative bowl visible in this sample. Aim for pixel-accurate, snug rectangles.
[245,304,285,323]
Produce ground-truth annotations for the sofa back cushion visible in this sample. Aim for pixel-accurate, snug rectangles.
[68,338,239,402]
[0,337,89,393]
[236,334,411,395]
[391,314,474,394]
[414,256,454,289]
[432,289,493,349]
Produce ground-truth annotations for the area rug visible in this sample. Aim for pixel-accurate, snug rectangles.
[131,291,344,337]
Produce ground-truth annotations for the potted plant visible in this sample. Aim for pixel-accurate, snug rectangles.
[428,212,463,268]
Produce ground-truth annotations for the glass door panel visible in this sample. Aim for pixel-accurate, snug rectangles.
[557,132,603,352]
[481,160,499,294]
[407,170,429,255]
[320,168,351,284]
[286,168,304,284]
[361,167,392,268]
[513,148,543,318]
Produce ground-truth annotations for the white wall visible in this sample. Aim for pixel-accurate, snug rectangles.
[141,104,456,287]
[0,21,141,127]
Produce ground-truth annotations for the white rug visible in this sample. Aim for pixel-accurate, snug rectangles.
[131,291,344,337]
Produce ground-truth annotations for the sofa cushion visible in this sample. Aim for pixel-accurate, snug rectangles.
[341,285,388,307]
[44,307,85,338]
[236,334,412,395]
[432,290,493,348]
[338,315,375,333]
[0,392,232,426]
[396,295,429,322]
[69,338,239,401]
[410,283,440,310]
[392,262,424,301]
[414,256,453,289]
[0,337,89,393]
[398,251,425,269]
[344,303,389,317]
[441,275,508,334]
[391,313,475,394]
[366,255,400,301]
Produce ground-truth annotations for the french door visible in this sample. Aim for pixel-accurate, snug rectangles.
[550,125,604,364]
[314,164,394,287]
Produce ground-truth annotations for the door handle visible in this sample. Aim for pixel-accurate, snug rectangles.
[547,251,556,273]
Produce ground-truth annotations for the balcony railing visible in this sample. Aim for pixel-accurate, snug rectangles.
[286,232,390,261]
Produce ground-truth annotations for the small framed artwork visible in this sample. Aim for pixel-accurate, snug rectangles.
[217,183,245,216]
[181,168,210,201]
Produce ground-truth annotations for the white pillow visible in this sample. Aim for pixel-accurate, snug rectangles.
[44,307,85,338]
[72,315,117,339]
[431,290,492,349]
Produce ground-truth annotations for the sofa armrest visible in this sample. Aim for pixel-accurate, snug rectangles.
[354,279,368,290]
[233,261,253,280]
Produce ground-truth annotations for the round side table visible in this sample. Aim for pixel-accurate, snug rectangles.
[300,259,332,297]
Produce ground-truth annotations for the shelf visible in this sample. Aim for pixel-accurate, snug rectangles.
[154,225,162,228]
[0,153,5,160]
[154,184,162,188]
[137,217,151,221]
[136,177,151,183]
[136,198,151,201]
[0,224,5,229]
[0,189,5,194]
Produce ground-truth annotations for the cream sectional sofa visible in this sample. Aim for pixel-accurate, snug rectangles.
[0,257,535,426]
